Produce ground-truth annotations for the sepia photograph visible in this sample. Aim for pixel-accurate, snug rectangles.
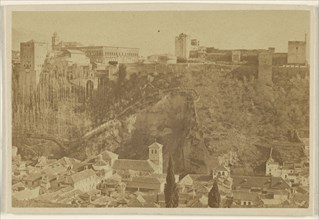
[2,4,317,216]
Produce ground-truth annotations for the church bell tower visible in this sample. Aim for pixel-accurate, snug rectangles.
[148,142,163,174]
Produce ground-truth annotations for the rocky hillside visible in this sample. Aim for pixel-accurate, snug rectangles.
[13,63,309,175]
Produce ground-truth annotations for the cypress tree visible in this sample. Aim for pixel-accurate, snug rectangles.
[164,155,179,208]
[208,180,221,208]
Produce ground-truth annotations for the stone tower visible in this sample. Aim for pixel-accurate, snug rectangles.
[175,33,191,60]
[148,142,163,174]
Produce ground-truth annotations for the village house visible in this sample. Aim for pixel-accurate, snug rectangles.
[265,148,306,185]
[24,173,43,188]
[178,174,194,192]
[13,186,40,201]
[127,194,147,207]
[232,175,292,207]
[99,150,119,166]
[232,191,263,207]
[65,169,98,192]
[188,195,209,208]
[50,157,81,169]
[16,161,28,176]
[125,176,165,193]
[12,182,25,192]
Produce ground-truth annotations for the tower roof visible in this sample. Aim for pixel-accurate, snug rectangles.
[148,142,163,149]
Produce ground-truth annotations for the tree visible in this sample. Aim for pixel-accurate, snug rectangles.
[208,180,221,208]
[164,155,179,208]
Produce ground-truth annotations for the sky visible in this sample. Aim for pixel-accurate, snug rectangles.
[12,11,310,56]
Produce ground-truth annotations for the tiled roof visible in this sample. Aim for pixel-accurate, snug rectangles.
[282,163,294,170]
[41,165,66,175]
[149,173,179,181]
[12,182,25,190]
[233,191,260,202]
[57,157,81,167]
[113,159,157,172]
[178,174,194,185]
[100,150,119,161]
[70,169,96,183]
[94,160,109,166]
[24,173,42,181]
[232,176,290,190]
[91,195,114,205]
[72,161,92,172]
[189,174,214,182]
[148,142,163,149]
[130,176,164,184]
[136,195,146,204]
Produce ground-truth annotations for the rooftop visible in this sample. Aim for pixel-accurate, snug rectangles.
[233,191,260,202]
[232,175,290,190]
[129,176,165,184]
[100,150,119,161]
[148,142,163,149]
[69,169,96,183]
[113,159,157,172]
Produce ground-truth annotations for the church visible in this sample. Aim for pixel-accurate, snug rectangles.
[88,142,164,178]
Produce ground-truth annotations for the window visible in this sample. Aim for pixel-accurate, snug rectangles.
[243,202,246,205]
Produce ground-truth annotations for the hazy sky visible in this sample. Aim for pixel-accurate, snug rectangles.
[12,11,310,56]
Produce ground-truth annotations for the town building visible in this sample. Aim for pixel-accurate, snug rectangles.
[126,176,165,192]
[13,186,40,201]
[51,32,139,64]
[175,33,191,60]
[232,191,262,207]
[265,147,307,186]
[68,46,139,64]
[232,175,292,206]
[65,169,98,192]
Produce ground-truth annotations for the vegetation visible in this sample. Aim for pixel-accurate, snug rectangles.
[208,181,221,208]
[164,155,179,208]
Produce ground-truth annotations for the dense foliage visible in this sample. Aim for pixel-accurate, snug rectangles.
[164,156,179,208]
[208,180,221,208]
